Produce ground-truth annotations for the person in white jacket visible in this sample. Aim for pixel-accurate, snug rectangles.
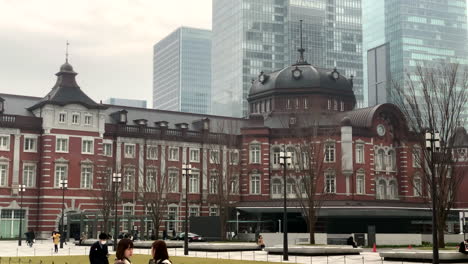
[149,240,172,264]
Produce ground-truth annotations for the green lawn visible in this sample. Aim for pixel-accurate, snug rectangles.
[0,255,276,264]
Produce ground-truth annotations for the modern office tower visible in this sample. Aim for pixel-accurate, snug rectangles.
[104,98,147,108]
[363,0,468,106]
[367,44,391,106]
[212,0,363,117]
[153,27,211,114]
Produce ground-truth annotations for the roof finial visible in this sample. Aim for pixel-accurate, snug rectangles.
[65,40,70,63]
[296,20,308,65]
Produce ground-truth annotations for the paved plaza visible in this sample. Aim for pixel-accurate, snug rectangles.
[1,240,467,264]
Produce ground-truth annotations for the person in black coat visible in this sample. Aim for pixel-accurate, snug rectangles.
[459,239,468,254]
[89,233,110,264]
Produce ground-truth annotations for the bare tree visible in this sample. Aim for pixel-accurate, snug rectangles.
[136,151,169,240]
[93,164,115,235]
[392,63,468,247]
[206,120,241,240]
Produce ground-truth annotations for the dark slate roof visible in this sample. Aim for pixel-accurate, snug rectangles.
[0,93,41,116]
[451,126,468,147]
[28,62,106,111]
[249,64,353,97]
[103,104,246,133]
[336,103,406,128]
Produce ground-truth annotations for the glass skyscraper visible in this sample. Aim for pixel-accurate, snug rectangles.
[363,0,468,106]
[153,27,212,114]
[212,0,363,117]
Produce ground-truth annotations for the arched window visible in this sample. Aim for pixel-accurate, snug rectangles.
[388,180,398,199]
[286,178,295,195]
[272,178,282,195]
[377,179,386,199]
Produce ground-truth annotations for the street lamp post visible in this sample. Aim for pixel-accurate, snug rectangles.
[279,147,292,261]
[182,163,192,256]
[17,184,26,246]
[112,172,122,251]
[59,179,68,249]
[425,130,440,264]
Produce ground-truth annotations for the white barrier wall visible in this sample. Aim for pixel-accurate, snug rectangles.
[376,234,422,245]
[260,233,327,246]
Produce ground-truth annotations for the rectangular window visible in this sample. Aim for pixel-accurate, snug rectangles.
[209,174,218,194]
[54,165,68,188]
[356,144,364,164]
[189,149,200,162]
[168,170,178,193]
[124,144,135,158]
[250,174,261,194]
[168,207,177,231]
[272,150,280,166]
[146,169,157,192]
[209,207,218,216]
[82,139,94,154]
[230,176,239,194]
[413,178,422,197]
[304,98,308,109]
[123,205,134,216]
[356,174,365,194]
[189,172,199,193]
[71,113,80,124]
[210,150,220,164]
[103,143,113,157]
[412,148,421,168]
[327,99,331,110]
[58,113,67,123]
[229,150,239,165]
[333,100,338,110]
[0,135,10,151]
[22,164,36,188]
[168,147,179,161]
[56,137,69,153]
[123,168,135,191]
[325,143,335,162]
[325,172,336,193]
[189,207,199,217]
[249,144,261,164]
[80,166,93,189]
[286,99,291,109]
[24,137,37,152]
[0,164,8,186]
[147,146,158,160]
[295,98,299,109]
[84,115,92,125]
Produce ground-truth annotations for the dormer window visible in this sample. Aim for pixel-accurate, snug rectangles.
[155,121,169,128]
[134,119,148,126]
[0,97,4,114]
[202,118,210,130]
[176,123,189,130]
[119,110,128,124]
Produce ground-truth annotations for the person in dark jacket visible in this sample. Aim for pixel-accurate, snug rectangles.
[459,239,468,254]
[89,233,110,264]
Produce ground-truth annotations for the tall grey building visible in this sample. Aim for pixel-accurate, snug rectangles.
[212,0,363,117]
[363,0,468,106]
[104,98,147,108]
[153,27,211,114]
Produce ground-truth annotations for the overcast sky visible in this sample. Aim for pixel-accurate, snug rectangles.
[0,0,211,107]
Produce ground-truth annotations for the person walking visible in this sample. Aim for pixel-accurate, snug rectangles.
[148,240,172,264]
[114,238,134,264]
[89,233,110,264]
[52,232,61,253]
[459,239,468,254]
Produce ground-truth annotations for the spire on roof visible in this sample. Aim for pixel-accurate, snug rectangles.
[294,20,309,66]
[65,40,69,63]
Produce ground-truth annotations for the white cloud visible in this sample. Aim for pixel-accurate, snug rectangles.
[0,0,212,107]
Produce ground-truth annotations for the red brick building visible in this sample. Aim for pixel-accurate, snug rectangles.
[0,59,466,239]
